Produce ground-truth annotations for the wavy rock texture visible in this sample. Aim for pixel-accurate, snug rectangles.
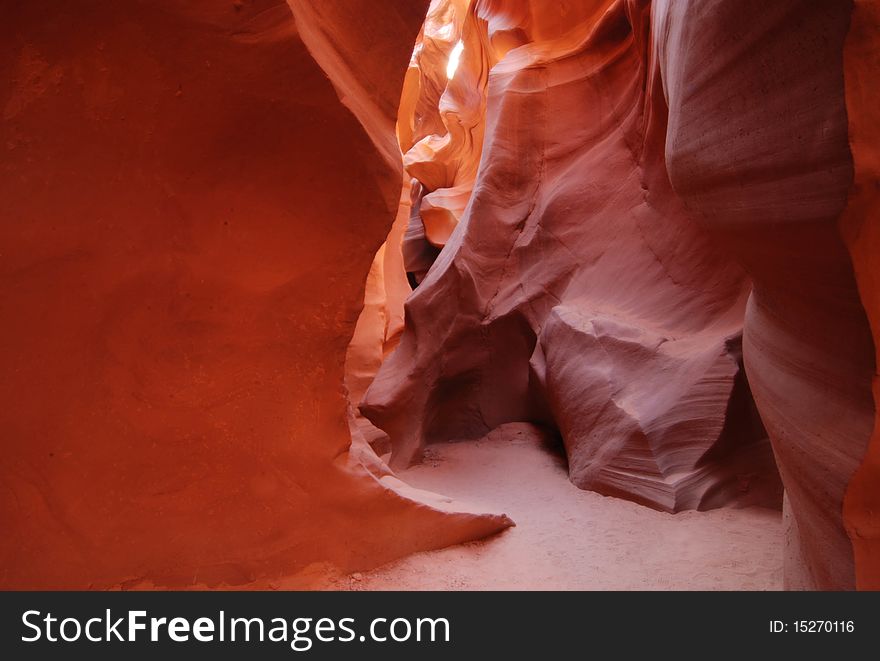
[362,0,880,589]
[344,181,410,410]
[0,0,510,590]
[401,0,489,251]
[362,0,782,514]
[346,0,482,440]
[657,0,875,591]
[842,0,880,590]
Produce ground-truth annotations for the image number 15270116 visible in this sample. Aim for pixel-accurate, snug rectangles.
[770,621,854,633]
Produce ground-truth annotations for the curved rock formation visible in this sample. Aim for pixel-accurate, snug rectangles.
[657,0,875,591]
[344,176,412,454]
[842,0,880,591]
[401,0,490,259]
[4,0,878,592]
[362,0,782,513]
[346,0,484,437]
[361,0,880,589]
[0,0,510,590]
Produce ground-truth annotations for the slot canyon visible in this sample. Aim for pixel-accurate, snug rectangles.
[1,0,878,591]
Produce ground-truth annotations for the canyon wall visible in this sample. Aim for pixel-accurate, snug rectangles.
[361,0,879,588]
[362,0,782,515]
[2,0,877,591]
[842,0,880,591]
[657,0,875,591]
[0,0,510,590]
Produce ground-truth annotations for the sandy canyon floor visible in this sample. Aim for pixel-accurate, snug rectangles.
[316,424,783,591]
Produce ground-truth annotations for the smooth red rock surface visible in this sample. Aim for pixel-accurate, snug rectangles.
[842,0,880,591]
[0,0,510,590]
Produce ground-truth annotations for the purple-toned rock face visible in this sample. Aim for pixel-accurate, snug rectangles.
[360,0,879,589]
[362,0,781,515]
[658,0,874,590]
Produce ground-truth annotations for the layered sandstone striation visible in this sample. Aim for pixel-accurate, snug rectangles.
[3,0,878,592]
[345,0,484,438]
[400,0,488,252]
[361,0,879,589]
[0,0,510,590]
[657,0,875,591]
[841,0,880,591]
[362,0,782,515]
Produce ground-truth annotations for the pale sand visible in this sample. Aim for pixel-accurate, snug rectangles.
[342,423,783,591]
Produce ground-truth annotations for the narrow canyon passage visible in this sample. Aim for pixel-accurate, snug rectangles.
[343,0,794,590]
[343,425,782,590]
[2,0,878,594]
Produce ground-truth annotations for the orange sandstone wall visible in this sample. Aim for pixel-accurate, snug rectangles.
[0,0,509,590]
